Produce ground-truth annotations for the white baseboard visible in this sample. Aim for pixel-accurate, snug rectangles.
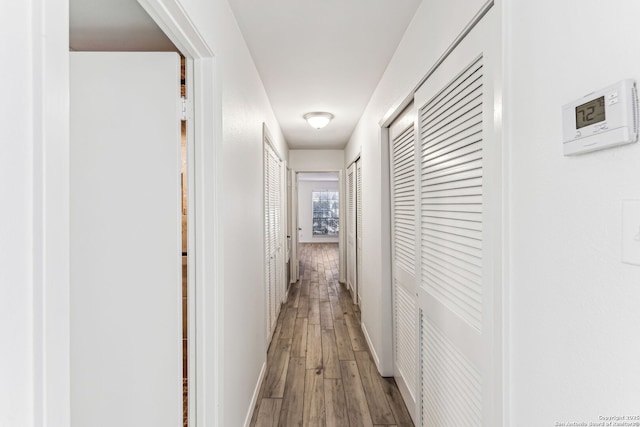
[243,361,267,427]
[360,320,381,371]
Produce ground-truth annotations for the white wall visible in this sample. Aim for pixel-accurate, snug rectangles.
[298,179,340,243]
[289,149,344,171]
[506,0,640,424]
[1,0,70,426]
[0,3,35,425]
[175,1,288,425]
[344,0,489,375]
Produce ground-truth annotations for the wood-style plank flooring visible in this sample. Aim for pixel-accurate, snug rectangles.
[250,243,413,427]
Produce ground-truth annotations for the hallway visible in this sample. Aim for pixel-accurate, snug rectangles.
[250,243,413,427]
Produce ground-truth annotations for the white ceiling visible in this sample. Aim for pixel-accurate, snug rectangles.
[70,0,176,51]
[69,0,422,149]
[228,0,422,149]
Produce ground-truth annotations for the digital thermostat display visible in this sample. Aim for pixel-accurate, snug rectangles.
[562,79,638,155]
[575,96,605,129]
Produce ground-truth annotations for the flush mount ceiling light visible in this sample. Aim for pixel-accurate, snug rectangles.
[304,112,334,129]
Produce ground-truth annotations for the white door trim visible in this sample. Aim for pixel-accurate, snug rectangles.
[138,2,223,425]
[32,0,71,425]
[293,168,346,285]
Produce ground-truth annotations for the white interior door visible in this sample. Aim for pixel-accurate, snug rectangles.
[264,144,275,339]
[346,163,357,296]
[414,8,501,426]
[70,52,182,427]
[389,103,419,421]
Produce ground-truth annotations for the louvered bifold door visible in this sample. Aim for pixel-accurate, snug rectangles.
[264,146,273,340]
[269,148,279,334]
[415,8,500,427]
[273,158,283,314]
[347,163,357,295]
[389,104,419,421]
[264,144,281,340]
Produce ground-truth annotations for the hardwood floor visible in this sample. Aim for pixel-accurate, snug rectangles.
[250,243,413,427]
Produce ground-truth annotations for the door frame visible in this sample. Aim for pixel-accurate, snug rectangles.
[139,3,223,425]
[37,0,224,425]
[292,169,346,287]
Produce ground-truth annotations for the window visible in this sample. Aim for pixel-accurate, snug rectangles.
[312,190,339,236]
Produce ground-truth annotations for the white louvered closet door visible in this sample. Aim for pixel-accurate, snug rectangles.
[264,142,282,340]
[389,103,419,421]
[347,163,357,296]
[274,158,283,310]
[414,8,500,426]
[264,145,273,340]
[355,159,363,306]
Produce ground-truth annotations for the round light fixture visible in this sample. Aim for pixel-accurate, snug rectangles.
[304,112,334,129]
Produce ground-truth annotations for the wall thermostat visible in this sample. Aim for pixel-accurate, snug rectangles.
[562,79,638,155]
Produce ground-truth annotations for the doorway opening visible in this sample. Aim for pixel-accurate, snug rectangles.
[297,172,340,244]
[69,3,196,426]
[290,170,347,304]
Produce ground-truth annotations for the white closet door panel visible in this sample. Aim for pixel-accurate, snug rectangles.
[391,123,417,277]
[389,107,419,421]
[421,239,482,270]
[394,265,415,291]
[421,158,483,182]
[423,186,483,200]
[70,52,181,427]
[421,313,482,426]
[347,164,357,293]
[395,284,417,392]
[274,158,283,313]
[416,8,500,426]
[420,103,482,149]
[421,227,482,250]
[421,269,482,328]
[423,194,483,207]
[421,168,483,188]
[422,210,482,224]
[420,246,482,284]
[264,142,283,337]
[422,126,483,161]
[422,178,483,197]
[420,293,483,365]
[264,146,272,336]
[419,59,483,119]
[422,215,482,232]
[422,144,482,172]
[420,84,483,136]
